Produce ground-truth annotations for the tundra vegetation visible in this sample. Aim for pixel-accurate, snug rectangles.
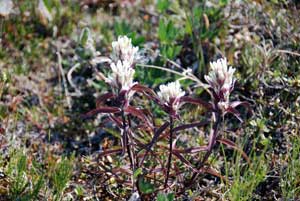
[0,0,299,200]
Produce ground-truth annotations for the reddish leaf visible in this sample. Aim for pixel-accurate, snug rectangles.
[217,138,250,164]
[180,96,213,110]
[147,122,170,148]
[124,106,153,129]
[108,115,122,127]
[97,163,132,185]
[230,101,253,115]
[131,84,156,96]
[97,148,122,158]
[112,167,132,175]
[82,107,121,118]
[0,127,4,134]
[138,122,170,166]
[96,92,115,107]
[174,146,207,154]
[227,106,243,122]
[173,120,209,133]
[131,84,161,103]
[200,167,227,183]
[172,151,198,171]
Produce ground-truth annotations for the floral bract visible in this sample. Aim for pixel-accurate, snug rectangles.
[158,81,185,111]
[111,35,139,66]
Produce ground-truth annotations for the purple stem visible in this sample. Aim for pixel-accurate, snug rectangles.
[164,115,174,189]
[185,112,221,187]
[121,107,136,191]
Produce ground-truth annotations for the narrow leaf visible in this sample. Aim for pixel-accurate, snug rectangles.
[217,138,250,164]
[139,122,170,166]
[82,107,120,118]
[131,84,161,103]
[108,115,122,128]
[147,122,170,149]
[124,106,153,128]
[227,106,243,122]
[230,101,253,115]
[97,148,122,158]
[200,167,227,182]
[174,146,207,154]
[131,84,156,96]
[180,96,213,110]
[96,92,115,107]
[173,120,209,133]
[172,151,196,171]
[79,27,90,47]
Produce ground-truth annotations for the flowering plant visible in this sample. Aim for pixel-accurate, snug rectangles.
[82,34,251,198]
[205,58,235,111]
[205,58,251,121]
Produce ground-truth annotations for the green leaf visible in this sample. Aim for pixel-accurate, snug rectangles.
[158,19,167,42]
[138,178,155,194]
[133,168,143,179]
[114,21,131,36]
[167,193,175,201]
[42,0,52,11]
[31,177,44,199]
[219,0,228,6]
[173,45,182,57]
[157,0,170,13]
[17,154,26,173]
[132,36,146,46]
[79,27,90,47]
[75,185,85,197]
[185,16,193,35]
[157,192,174,201]
[128,32,145,46]
[157,193,166,201]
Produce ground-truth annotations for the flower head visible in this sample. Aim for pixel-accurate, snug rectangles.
[111,36,139,66]
[108,60,136,90]
[158,81,185,110]
[204,58,235,101]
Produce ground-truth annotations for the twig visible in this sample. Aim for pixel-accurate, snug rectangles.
[276,49,300,57]
[136,63,209,89]
[67,63,82,97]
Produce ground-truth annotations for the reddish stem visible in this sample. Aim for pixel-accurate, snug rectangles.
[121,107,136,191]
[164,115,174,189]
[185,112,221,188]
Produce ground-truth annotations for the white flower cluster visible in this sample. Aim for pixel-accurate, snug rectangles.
[158,81,185,110]
[204,58,236,111]
[111,36,139,66]
[108,60,135,90]
[109,36,138,91]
